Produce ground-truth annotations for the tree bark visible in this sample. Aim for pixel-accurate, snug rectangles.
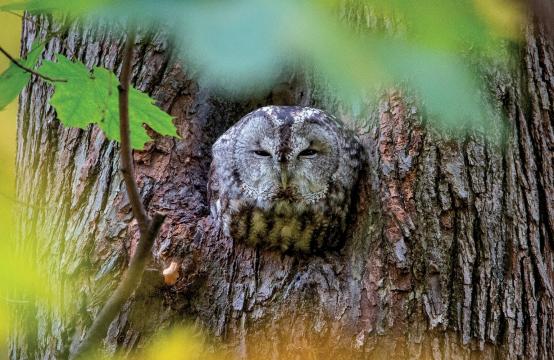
[10,11,554,360]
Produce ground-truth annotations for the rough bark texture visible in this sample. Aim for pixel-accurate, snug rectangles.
[10,11,554,360]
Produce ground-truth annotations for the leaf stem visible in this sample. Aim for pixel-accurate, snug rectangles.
[69,27,165,360]
[0,46,66,83]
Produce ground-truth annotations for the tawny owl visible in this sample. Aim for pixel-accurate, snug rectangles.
[208,106,362,253]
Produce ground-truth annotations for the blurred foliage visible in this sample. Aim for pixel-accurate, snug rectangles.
[89,323,452,360]
[0,10,51,356]
[134,327,221,360]
[0,10,20,355]
[1,0,525,129]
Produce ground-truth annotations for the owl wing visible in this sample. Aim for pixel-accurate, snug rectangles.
[207,159,219,219]
[207,130,236,221]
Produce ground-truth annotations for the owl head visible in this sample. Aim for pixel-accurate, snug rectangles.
[209,106,362,252]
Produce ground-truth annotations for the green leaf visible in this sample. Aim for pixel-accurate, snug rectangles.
[39,54,178,149]
[0,43,44,110]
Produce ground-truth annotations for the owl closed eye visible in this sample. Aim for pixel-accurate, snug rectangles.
[208,106,362,253]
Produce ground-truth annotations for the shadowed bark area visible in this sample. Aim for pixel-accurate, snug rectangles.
[10,12,554,360]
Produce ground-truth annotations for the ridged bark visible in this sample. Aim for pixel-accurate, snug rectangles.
[10,12,553,360]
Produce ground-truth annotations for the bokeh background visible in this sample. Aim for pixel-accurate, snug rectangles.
[0,12,20,235]
[0,10,20,355]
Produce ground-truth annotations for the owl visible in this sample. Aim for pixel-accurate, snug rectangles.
[208,106,362,253]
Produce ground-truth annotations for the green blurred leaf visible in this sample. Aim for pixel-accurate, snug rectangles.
[176,0,288,93]
[0,43,43,110]
[277,4,487,127]
[2,0,523,130]
[39,54,178,149]
[0,0,107,13]
[136,326,221,360]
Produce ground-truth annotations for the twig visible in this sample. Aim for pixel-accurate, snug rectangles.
[69,28,166,360]
[117,28,150,234]
[0,191,56,210]
[5,10,24,19]
[0,46,66,83]
[69,215,164,360]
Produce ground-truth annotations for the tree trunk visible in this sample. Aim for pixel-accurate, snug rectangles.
[10,11,554,360]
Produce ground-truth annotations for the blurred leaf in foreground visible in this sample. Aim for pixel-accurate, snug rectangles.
[167,0,520,129]
[176,0,288,94]
[473,0,525,40]
[0,42,44,110]
[0,0,108,14]
[135,326,220,360]
[39,54,179,149]
[1,0,525,129]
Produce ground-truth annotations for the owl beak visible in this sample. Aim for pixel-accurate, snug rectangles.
[280,163,289,188]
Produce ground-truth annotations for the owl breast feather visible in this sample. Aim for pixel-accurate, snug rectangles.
[228,199,345,253]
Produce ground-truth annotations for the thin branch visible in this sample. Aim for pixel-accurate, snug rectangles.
[5,10,24,19]
[69,215,165,360]
[117,28,150,234]
[0,191,56,210]
[0,46,66,83]
[69,28,166,360]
